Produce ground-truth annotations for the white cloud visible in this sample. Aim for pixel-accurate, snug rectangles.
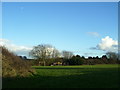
[87,32,100,37]
[97,36,118,52]
[0,39,32,56]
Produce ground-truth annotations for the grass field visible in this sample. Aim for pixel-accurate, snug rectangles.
[3,64,120,88]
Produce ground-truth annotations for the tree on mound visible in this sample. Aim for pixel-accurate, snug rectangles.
[1,46,35,77]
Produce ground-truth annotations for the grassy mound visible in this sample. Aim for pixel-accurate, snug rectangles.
[1,46,35,77]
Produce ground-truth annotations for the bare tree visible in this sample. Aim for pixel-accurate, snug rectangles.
[52,48,60,58]
[29,44,60,66]
[62,50,73,59]
[106,52,118,60]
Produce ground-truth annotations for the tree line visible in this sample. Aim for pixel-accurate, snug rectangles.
[23,44,120,66]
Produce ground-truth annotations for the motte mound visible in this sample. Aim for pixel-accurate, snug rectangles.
[1,46,35,77]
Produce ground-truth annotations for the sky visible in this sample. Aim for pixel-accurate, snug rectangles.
[1,2,118,58]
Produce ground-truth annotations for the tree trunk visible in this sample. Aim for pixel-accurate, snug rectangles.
[39,61,40,66]
[43,60,46,66]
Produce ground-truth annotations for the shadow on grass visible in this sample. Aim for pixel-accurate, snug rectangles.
[2,68,120,88]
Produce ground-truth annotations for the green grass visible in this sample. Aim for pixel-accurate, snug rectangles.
[3,64,120,88]
[32,64,119,69]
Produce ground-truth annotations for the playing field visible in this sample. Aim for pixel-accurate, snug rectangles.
[3,64,120,88]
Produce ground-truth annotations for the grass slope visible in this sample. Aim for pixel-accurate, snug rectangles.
[2,47,35,77]
[3,64,119,88]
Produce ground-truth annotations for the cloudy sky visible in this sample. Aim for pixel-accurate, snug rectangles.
[1,2,118,58]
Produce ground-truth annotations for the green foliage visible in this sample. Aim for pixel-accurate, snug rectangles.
[63,55,84,65]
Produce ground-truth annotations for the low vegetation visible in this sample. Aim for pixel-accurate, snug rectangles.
[1,46,35,77]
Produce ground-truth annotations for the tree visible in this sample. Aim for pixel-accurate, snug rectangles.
[19,56,27,60]
[62,50,73,59]
[76,55,81,58]
[88,56,92,59]
[52,48,60,58]
[102,55,107,60]
[101,55,108,64]
[106,52,118,60]
[29,44,60,66]
[23,56,27,60]
[118,53,120,60]
[96,56,99,59]
[69,55,84,65]
[81,56,85,59]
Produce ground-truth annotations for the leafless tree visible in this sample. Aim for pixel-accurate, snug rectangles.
[106,52,118,60]
[52,48,60,58]
[29,44,60,66]
[62,50,73,59]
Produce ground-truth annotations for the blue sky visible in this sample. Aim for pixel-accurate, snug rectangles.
[2,2,118,57]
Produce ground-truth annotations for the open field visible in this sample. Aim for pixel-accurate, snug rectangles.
[3,64,120,88]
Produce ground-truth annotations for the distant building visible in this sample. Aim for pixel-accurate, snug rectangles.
[51,62,62,66]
